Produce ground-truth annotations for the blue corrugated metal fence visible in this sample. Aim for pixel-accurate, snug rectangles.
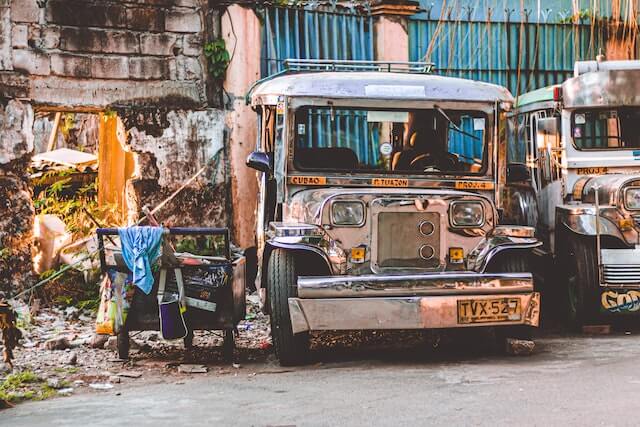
[261,6,374,76]
[409,17,608,96]
[261,6,375,164]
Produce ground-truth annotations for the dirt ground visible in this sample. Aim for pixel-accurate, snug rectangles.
[2,293,501,406]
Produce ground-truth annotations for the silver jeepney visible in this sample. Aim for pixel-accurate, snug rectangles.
[247,60,540,365]
[510,60,640,325]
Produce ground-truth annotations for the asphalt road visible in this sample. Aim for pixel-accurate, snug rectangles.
[5,331,640,426]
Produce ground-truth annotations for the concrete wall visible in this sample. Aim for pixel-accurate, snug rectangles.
[222,5,261,250]
[2,0,211,109]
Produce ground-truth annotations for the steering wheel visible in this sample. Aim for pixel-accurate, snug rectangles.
[410,153,459,171]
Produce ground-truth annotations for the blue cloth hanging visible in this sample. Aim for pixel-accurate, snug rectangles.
[118,226,164,295]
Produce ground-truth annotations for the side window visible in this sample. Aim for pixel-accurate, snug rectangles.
[262,106,276,153]
[507,113,527,164]
[536,115,562,188]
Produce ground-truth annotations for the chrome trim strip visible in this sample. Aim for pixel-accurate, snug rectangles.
[297,272,533,298]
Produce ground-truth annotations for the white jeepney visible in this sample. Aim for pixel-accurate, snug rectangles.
[247,60,540,365]
[510,60,640,326]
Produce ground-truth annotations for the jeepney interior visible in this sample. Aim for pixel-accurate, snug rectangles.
[292,107,487,175]
[571,108,640,150]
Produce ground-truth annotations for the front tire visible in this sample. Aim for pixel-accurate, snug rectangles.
[267,249,309,366]
[488,251,534,347]
[564,235,599,329]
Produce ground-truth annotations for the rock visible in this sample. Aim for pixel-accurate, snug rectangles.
[104,336,117,351]
[58,388,74,395]
[178,364,207,374]
[90,334,109,349]
[67,352,78,366]
[64,306,80,319]
[73,380,85,386]
[108,375,121,384]
[45,337,71,351]
[89,383,114,390]
[505,338,535,356]
[47,378,62,389]
[117,371,142,378]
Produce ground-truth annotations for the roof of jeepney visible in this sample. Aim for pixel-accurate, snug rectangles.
[515,85,555,108]
[250,72,514,104]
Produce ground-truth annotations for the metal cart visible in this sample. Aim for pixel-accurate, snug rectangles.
[97,227,246,361]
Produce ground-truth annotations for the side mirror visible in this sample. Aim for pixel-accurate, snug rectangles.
[507,163,531,183]
[246,151,271,173]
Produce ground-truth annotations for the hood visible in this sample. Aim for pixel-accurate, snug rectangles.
[577,174,640,206]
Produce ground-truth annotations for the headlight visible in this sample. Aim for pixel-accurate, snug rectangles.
[450,201,484,227]
[624,188,640,210]
[331,201,365,226]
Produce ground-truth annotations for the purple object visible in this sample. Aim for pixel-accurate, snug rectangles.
[159,298,187,340]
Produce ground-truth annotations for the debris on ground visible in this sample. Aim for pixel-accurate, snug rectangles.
[505,338,536,356]
[178,364,208,374]
[89,382,114,390]
[1,294,272,406]
[117,371,142,378]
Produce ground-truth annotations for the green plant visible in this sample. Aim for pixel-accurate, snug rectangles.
[204,38,230,80]
[0,371,58,404]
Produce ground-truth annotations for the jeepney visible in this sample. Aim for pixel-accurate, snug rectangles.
[246,59,541,365]
[509,60,640,327]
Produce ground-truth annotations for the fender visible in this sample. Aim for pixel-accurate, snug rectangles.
[467,234,542,273]
[556,206,625,241]
[260,240,333,287]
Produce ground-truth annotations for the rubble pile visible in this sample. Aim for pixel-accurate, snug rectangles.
[0,295,272,405]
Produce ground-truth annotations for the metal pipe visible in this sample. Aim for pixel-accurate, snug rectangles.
[595,184,602,283]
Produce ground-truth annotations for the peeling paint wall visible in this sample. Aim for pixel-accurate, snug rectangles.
[124,108,228,227]
[0,99,35,294]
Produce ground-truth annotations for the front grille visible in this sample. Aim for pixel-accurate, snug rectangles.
[603,265,640,285]
[375,212,440,269]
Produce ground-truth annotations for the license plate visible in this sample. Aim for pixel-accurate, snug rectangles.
[457,298,521,324]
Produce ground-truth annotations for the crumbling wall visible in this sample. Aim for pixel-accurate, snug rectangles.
[33,113,100,154]
[122,107,228,227]
[0,99,35,295]
[0,1,233,297]
[4,0,213,109]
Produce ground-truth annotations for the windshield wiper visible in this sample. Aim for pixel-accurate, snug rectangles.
[434,105,481,142]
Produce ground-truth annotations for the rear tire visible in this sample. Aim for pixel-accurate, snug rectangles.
[267,249,309,366]
[564,235,599,330]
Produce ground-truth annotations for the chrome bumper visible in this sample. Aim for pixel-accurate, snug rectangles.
[289,272,540,334]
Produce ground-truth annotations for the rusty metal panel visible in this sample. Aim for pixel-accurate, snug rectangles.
[375,212,441,269]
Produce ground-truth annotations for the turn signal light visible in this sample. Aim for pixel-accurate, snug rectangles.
[618,218,635,231]
[449,247,464,264]
[351,246,366,264]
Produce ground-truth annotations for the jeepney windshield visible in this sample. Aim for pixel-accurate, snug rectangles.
[293,107,488,175]
[572,108,640,150]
